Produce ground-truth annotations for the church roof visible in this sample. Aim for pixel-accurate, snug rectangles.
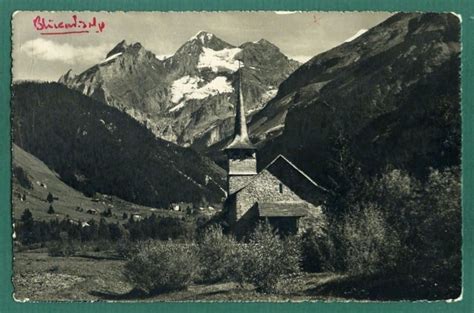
[233,154,328,196]
[263,154,329,192]
[258,202,308,217]
[225,68,256,150]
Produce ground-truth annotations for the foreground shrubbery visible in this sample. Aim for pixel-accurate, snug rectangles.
[297,166,461,298]
[124,241,199,293]
[341,203,401,275]
[124,224,302,294]
[197,226,241,284]
[239,224,302,292]
[309,167,460,297]
[301,228,336,273]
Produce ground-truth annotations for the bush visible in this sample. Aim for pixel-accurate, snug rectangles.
[301,228,336,272]
[342,203,401,275]
[109,222,125,241]
[367,167,461,292]
[123,240,199,294]
[197,225,241,284]
[369,169,420,251]
[414,167,461,293]
[47,240,78,257]
[239,223,302,292]
[115,239,138,259]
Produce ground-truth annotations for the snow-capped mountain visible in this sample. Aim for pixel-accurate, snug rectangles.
[59,31,300,148]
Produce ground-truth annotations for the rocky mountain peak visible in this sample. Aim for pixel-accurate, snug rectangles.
[255,38,277,48]
[190,31,216,44]
[178,31,234,54]
[59,32,300,149]
[105,40,147,59]
[128,42,146,54]
[240,38,278,50]
[106,40,128,58]
[58,69,74,84]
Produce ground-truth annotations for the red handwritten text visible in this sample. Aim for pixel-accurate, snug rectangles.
[33,15,106,35]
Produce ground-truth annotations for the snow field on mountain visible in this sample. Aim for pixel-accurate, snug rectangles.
[197,47,242,73]
[100,52,123,64]
[169,75,234,112]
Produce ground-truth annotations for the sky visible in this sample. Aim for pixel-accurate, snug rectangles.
[12,11,393,82]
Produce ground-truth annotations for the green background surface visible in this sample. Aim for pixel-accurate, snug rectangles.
[0,0,472,312]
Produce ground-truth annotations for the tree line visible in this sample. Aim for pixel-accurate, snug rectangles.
[16,210,197,246]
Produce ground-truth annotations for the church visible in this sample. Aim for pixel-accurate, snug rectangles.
[223,73,328,237]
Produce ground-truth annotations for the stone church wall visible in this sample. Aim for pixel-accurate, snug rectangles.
[228,157,257,175]
[235,170,305,220]
[228,175,254,195]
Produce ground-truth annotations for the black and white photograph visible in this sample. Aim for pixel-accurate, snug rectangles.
[11,11,461,301]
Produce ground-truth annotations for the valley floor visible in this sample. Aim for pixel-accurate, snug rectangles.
[13,250,456,302]
[13,250,349,302]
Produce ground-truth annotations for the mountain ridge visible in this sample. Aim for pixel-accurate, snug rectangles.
[252,12,461,187]
[59,32,299,148]
[12,81,226,208]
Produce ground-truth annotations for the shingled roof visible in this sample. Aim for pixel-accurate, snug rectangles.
[264,154,329,192]
[258,202,309,217]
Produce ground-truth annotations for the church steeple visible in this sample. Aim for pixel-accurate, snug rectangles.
[226,64,255,150]
[225,63,257,195]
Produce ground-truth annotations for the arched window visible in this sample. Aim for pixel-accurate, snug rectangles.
[279,183,283,193]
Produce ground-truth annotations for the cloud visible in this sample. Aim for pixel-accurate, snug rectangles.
[20,38,110,64]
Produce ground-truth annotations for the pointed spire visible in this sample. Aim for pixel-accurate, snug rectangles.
[226,62,256,150]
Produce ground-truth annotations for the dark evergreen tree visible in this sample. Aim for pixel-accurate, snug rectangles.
[101,208,112,217]
[13,166,32,189]
[19,209,34,245]
[98,217,111,240]
[46,192,54,204]
[109,222,123,241]
[81,219,98,241]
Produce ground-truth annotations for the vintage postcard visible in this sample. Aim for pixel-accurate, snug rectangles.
[10,10,461,302]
